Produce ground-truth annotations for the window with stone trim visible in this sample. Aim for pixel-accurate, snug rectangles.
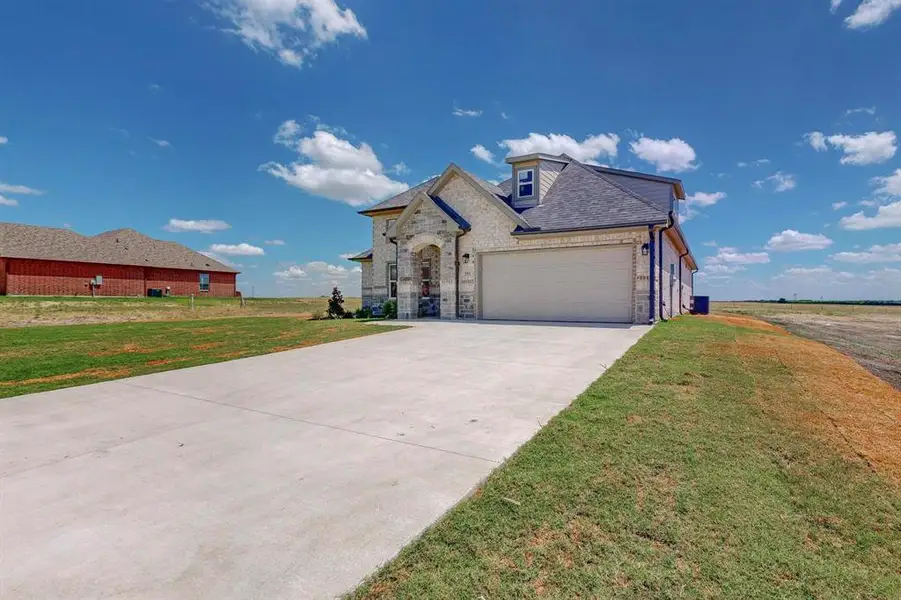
[387,262,397,298]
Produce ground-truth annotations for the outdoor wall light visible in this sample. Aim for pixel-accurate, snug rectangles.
[462,253,471,263]
[641,243,649,256]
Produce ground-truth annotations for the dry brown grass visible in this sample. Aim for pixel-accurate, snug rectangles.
[718,315,901,486]
[0,367,132,388]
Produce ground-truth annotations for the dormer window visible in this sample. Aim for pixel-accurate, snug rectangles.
[517,168,535,199]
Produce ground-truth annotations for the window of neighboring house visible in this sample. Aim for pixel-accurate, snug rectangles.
[199,273,210,291]
[385,218,397,235]
[517,168,535,199]
[421,259,431,297]
[387,263,397,298]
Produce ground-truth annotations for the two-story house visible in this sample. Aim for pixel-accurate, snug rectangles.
[348,153,696,323]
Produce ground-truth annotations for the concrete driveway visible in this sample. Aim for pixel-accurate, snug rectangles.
[1,320,649,599]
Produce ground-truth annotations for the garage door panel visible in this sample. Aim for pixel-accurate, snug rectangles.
[481,246,632,323]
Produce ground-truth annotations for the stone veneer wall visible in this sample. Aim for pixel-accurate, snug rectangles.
[370,215,397,309]
[359,261,373,308]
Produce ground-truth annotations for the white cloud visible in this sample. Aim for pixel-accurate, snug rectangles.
[840,200,901,229]
[629,137,698,172]
[274,265,308,280]
[452,106,482,117]
[774,265,840,279]
[352,265,362,273]
[0,195,18,207]
[754,172,797,192]
[499,132,620,163]
[163,219,231,234]
[872,168,901,196]
[339,252,359,259]
[702,241,718,247]
[261,128,409,206]
[0,182,44,195]
[150,138,171,148]
[264,239,286,245]
[832,201,848,210]
[391,162,410,176]
[148,83,162,93]
[765,230,833,251]
[274,119,302,147]
[207,0,367,68]
[686,191,726,207]
[705,264,746,275]
[846,106,876,115]
[804,131,828,151]
[859,199,879,207]
[500,111,510,120]
[208,242,265,256]
[0,136,7,145]
[708,246,771,265]
[306,260,349,277]
[826,131,897,165]
[738,158,770,167]
[844,0,901,28]
[831,0,844,12]
[832,243,901,263]
[471,144,496,164]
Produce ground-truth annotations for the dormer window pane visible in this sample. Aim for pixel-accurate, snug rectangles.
[517,168,535,199]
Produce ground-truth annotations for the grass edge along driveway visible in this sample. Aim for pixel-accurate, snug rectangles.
[0,317,402,399]
[349,316,901,599]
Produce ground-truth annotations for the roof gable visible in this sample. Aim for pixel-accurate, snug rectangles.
[427,164,529,229]
[359,176,439,215]
[386,191,471,238]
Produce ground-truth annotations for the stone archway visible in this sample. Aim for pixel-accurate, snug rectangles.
[397,233,457,320]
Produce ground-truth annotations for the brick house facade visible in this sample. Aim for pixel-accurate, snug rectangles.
[0,223,238,297]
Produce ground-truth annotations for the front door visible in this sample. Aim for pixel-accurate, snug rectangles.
[419,258,440,317]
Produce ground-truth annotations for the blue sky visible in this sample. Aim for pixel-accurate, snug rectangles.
[1,0,900,299]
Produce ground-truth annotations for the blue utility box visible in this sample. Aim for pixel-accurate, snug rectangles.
[691,296,710,315]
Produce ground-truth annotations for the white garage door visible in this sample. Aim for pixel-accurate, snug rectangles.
[480,246,633,322]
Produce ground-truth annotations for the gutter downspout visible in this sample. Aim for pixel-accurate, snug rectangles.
[647,225,655,324]
[455,234,460,319]
[678,249,689,315]
[658,213,675,322]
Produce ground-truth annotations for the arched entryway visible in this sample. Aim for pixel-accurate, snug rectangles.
[413,244,440,317]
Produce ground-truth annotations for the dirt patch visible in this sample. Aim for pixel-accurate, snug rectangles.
[88,343,156,357]
[0,367,132,387]
[703,314,787,334]
[734,330,901,486]
[215,351,248,360]
[271,340,319,353]
[764,313,901,390]
[145,358,192,367]
[190,342,223,351]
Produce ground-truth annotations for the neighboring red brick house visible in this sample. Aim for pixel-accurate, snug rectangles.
[0,222,238,297]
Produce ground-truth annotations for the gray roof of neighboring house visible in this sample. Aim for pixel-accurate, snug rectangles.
[347,248,373,261]
[0,222,239,273]
[517,161,668,232]
[360,177,439,213]
[497,178,513,196]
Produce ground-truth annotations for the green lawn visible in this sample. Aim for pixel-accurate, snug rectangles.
[350,317,901,599]
[0,317,398,398]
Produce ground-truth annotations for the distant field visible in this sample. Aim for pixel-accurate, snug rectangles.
[0,317,397,398]
[714,301,901,389]
[0,296,362,328]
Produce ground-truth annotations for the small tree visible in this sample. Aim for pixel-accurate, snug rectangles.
[327,286,345,319]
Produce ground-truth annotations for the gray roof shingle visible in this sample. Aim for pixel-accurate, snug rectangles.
[361,177,439,213]
[347,248,373,261]
[0,222,239,273]
[518,162,668,232]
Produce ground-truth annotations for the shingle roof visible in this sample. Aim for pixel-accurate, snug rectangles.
[360,177,439,213]
[497,178,513,197]
[347,248,373,261]
[591,168,673,213]
[518,161,668,231]
[0,222,239,273]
